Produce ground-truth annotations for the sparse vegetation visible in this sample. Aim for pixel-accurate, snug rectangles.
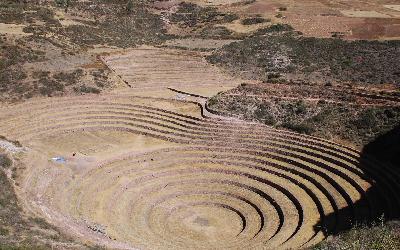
[0,165,82,248]
[38,77,65,97]
[63,1,168,48]
[0,154,12,168]
[0,0,167,101]
[200,26,233,39]
[253,23,294,35]
[0,42,44,101]
[74,85,100,94]
[53,69,84,86]
[54,0,70,12]
[207,84,400,146]
[282,122,314,135]
[208,26,400,85]
[241,17,269,25]
[171,2,238,28]
[254,104,276,125]
[126,0,134,14]
[313,220,400,250]
[169,2,238,38]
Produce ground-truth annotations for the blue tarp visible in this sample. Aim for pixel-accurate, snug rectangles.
[52,157,66,163]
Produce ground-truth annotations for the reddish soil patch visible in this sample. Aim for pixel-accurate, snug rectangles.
[284,15,352,38]
[152,0,181,10]
[350,18,400,39]
[244,3,279,14]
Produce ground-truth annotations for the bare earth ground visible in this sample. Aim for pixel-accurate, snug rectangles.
[0,0,399,249]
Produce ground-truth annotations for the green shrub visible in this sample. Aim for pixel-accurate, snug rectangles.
[171,2,238,28]
[207,96,219,107]
[54,0,69,8]
[201,26,233,39]
[0,154,12,169]
[241,17,269,25]
[282,122,314,134]
[354,109,378,129]
[253,24,293,35]
[38,78,64,96]
[53,69,83,86]
[32,71,50,79]
[295,100,307,114]
[267,72,281,79]
[29,217,51,230]
[254,104,276,125]
[126,0,134,14]
[0,226,9,236]
[222,13,240,23]
[311,109,331,123]
[74,85,100,94]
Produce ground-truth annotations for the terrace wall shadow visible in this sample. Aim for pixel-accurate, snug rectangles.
[313,125,400,236]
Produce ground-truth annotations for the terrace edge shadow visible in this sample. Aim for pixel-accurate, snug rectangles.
[313,125,400,236]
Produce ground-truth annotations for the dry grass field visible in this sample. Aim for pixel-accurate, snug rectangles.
[0,0,399,249]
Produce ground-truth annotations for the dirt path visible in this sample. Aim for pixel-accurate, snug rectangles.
[0,46,397,249]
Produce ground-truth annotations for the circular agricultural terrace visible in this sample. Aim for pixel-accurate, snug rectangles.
[0,93,398,249]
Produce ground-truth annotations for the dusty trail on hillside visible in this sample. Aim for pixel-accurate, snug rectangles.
[0,46,398,250]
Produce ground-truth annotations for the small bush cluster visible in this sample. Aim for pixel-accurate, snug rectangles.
[53,69,84,86]
[0,226,9,236]
[0,154,12,168]
[54,0,71,13]
[0,39,46,101]
[241,17,269,25]
[170,2,238,28]
[354,109,379,129]
[313,220,400,250]
[254,104,276,125]
[74,85,100,94]
[282,122,314,135]
[125,0,134,14]
[38,78,64,97]
[200,26,233,39]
